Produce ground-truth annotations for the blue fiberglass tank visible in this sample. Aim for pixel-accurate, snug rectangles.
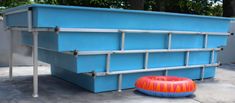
[2,4,233,93]
[4,4,231,51]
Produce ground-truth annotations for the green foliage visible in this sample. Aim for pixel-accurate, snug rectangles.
[145,0,223,16]
[0,0,223,16]
[0,0,33,11]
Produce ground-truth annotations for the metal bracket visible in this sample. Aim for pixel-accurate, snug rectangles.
[106,53,111,73]
[164,70,168,76]
[204,34,208,48]
[121,32,125,51]
[185,51,190,66]
[144,51,149,69]
[168,33,172,49]
[211,49,215,64]
[200,66,205,81]
[27,8,33,32]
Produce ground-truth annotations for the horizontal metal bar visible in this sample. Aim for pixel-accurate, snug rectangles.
[6,27,230,36]
[3,9,28,15]
[94,63,219,76]
[75,48,221,55]
[8,27,55,32]
[59,28,119,33]
[118,29,229,35]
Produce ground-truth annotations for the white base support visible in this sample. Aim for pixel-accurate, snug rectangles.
[9,30,14,80]
[118,74,122,92]
[32,31,39,97]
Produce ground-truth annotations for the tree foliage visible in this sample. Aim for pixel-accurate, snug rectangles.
[0,0,223,16]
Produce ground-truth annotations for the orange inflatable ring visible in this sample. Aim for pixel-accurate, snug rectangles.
[135,76,196,97]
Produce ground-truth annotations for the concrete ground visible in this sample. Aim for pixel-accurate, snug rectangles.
[0,64,235,103]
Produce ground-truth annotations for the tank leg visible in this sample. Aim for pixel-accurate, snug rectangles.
[118,74,123,92]
[32,31,39,98]
[9,30,13,80]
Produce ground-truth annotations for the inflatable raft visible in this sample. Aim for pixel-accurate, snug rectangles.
[135,76,196,97]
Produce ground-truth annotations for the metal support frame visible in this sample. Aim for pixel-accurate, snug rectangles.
[27,9,32,32]
[9,30,14,80]
[3,14,7,30]
[168,33,172,49]
[94,63,219,76]
[74,48,221,55]
[185,51,190,66]
[121,32,125,51]
[201,66,205,81]
[211,49,215,64]
[144,52,149,69]
[7,27,230,36]
[164,70,168,76]
[106,53,111,73]
[32,31,39,97]
[118,74,123,92]
[204,34,208,48]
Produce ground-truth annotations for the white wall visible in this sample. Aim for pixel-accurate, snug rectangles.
[0,18,43,66]
[219,21,235,64]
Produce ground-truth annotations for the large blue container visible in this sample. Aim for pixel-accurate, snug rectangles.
[3,4,231,51]
[2,4,232,93]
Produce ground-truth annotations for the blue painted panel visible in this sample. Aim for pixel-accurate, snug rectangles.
[51,66,95,92]
[110,53,144,71]
[168,68,201,79]
[21,31,59,51]
[204,67,216,78]
[77,55,106,73]
[51,65,215,93]
[59,32,120,51]
[125,33,168,50]
[6,12,28,27]
[38,49,77,73]
[189,51,210,65]
[95,75,118,92]
[4,4,231,32]
[148,52,185,68]
[171,34,204,49]
[208,35,228,48]
[21,31,229,52]
[34,6,230,32]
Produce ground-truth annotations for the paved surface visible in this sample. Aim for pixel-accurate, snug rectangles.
[0,64,235,103]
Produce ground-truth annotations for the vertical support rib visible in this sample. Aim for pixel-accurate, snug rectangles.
[121,32,125,51]
[201,66,205,81]
[211,49,215,64]
[185,51,190,66]
[32,31,39,97]
[168,33,172,49]
[204,34,208,48]
[118,74,123,92]
[144,52,149,69]
[27,9,32,32]
[9,30,13,80]
[164,70,168,76]
[3,14,7,29]
[106,53,111,73]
